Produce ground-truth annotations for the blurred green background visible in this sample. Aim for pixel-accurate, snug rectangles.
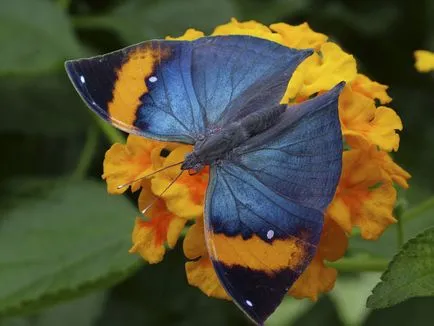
[1,0,433,325]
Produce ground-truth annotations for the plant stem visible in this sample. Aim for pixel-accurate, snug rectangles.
[403,196,434,222]
[396,217,405,247]
[72,16,109,29]
[73,126,99,179]
[93,116,126,144]
[326,257,388,272]
[395,201,405,247]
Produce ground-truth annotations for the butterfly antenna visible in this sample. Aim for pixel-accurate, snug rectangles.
[141,170,184,214]
[116,161,184,190]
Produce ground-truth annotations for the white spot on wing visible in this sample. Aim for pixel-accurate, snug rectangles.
[148,76,158,83]
[267,229,274,240]
[246,300,253,307]
[80,75,85,84]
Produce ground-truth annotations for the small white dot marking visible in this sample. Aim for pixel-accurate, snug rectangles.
[149,76,158,83]
[267,229,274,240]
[80,75,86,84]
[246,300,253,307]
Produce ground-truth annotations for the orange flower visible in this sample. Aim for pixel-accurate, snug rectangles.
[289,217,348,300]
[183,215,230,300]
[102,135,175,194]
[270,22,328,51]
[348,139,411,189]
[327,149,397,240]
[283,42,357,102]
[166,28,204,41]
[151,145,208,220]
[101,19,410,306]
[351,74,392,104]
[212,18,283,44]
[339,86,402,152]
[129,183,187,263]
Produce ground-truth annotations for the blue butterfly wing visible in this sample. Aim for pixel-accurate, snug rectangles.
[236,83,344,211]
[65,40,202,143]
[205,84,344,325]
[190,36,312,127]
[65,36,311,143]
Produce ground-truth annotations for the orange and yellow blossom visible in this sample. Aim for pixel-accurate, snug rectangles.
[129,183,187,263]
[183,214,230,300]
[102,135,176,194]
[102,19,410,302]
[327,149,397,240]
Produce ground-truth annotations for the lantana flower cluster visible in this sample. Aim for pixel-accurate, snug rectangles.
[103,19,411,301]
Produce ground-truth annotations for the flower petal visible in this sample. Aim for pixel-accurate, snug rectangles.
[186,257,230,300]
[270,22,327,50]
[351,74,392,104]
[129,217,166,264]
[130,186,187,263]
[363,144,411,189]
[327,197,352,233]
[329,149,397,240]
[287,215,346,300]
[284,42,357,101]
[367,107,403,151]
[353,182,397,240]
[339,87,402,151]
[183,214,206,260]
[151,146,208,219]
[288,254,337,301]
[102,135,173,194]
[414,50,434,72]
[318,216,349,262]
[212,18,283,44]
[183,215,229,299]
[166,28,205,40]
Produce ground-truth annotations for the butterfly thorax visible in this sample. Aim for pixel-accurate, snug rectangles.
[181,104,287,173]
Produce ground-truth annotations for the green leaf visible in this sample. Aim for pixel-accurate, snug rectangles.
[364,297,434,326]
[0,0,83,75]
[0,291,105,326]
[91,0,237,43]
[367,227,434,309]
[0,179,141,316]
[0,73,92,135]
[97,246,249,326]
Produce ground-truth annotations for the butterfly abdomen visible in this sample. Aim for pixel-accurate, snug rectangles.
[184,105,287,169]
[239,104,286,138]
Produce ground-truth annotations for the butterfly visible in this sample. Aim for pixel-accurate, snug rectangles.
[65,35,344,325]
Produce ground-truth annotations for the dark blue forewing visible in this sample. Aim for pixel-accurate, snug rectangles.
[65,35,311,143]
[65,40,201,143]
[205,84,344,325]
[191,36,312,128]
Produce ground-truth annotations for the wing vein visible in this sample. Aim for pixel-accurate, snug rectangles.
[220,165,322,224]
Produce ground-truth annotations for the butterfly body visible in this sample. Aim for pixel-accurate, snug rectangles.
[65,35,344,326]
[181,104,286,172]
